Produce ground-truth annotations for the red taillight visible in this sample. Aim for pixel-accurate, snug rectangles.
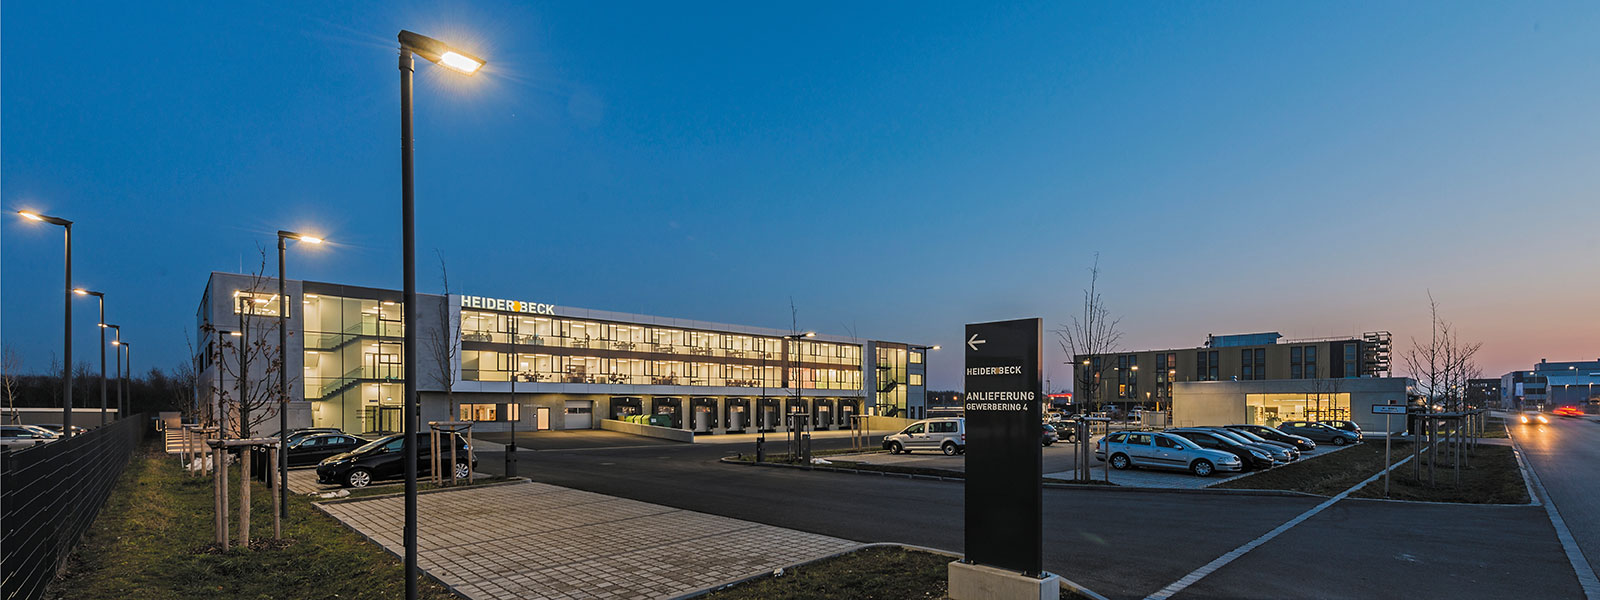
[961,434,966,441]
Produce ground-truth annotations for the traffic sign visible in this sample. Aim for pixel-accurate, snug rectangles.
[963,317,1043,576]
[1372,404,1407,415]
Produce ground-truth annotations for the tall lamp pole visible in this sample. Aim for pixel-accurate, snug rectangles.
[398,29,484,600]
[276,230,322,519]
[76,289,108,426]
[19,211,74,436]
[119,341,132,419]
[104,325,121,419]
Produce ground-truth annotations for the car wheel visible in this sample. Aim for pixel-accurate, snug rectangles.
[345,468,373,488]
[1191,459,1215,477]
[889,442,904,455]
[453,462,471,480]
[1333,437,1349,446]
[942,442,958,456]
[1110,453,1131,470]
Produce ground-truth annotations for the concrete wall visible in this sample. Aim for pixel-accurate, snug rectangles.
[598,418,695,442]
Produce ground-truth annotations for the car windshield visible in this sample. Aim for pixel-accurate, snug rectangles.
[1212,429,1257,444]
[352,435,396,454]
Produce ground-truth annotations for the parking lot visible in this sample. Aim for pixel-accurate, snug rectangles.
[819,434,1359,490]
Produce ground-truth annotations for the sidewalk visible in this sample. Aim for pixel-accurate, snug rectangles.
[317,481,857,600]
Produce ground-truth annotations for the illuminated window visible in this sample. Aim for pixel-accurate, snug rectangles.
[909,373,923,386]
[230,290,288,318]
[459,403,520,422]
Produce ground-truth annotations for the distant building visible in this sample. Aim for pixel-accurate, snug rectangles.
[1503,358,1600,409]
[1071,330,1393,411]
[1467,378,1503,408]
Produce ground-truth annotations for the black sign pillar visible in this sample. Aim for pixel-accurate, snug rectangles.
[963,318,1043,576]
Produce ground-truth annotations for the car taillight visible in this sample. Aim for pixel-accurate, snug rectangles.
[961,434,966,441]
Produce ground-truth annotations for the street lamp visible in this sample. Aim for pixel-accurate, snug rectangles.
[20,211,75,436]
[103,324,121,420]
[276,230,322,519]
[76,289,109,426]
[397,29,484,600]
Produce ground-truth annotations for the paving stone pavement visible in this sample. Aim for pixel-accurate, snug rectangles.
[318,481,858,599]
[287,468,493,495]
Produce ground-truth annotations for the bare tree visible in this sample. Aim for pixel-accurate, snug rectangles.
[428,250,460,418]
[1402,293,1482,410]
[201,249,289,439]
[2,345,21,424]
[1057,254,1123,413]
[1055,254,1123,483]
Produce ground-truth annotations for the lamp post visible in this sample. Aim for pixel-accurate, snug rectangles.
[276,230,322,519]
[103,325,121,418]
[19,211,74,436]
[397,29,484,600]
[76,289,108,426]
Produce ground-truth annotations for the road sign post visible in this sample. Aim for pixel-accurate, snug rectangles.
[950,318,1059,599]
[1373,403,1407,497]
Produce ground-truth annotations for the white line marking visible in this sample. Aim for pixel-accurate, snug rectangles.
[1143,449,1420,600]
[1510,431,1600,598]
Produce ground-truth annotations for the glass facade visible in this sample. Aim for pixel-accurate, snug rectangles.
[874,343,924,418]
[303,292,405,433]
[1245,392,1350,426]
[458,310,863,390]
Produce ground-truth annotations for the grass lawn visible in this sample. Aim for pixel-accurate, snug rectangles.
[46,445,459,600]
[697,546,1092,600]
[1350,444,1528,504]
[1481,419,1510,438]
[1212,442,1413,496]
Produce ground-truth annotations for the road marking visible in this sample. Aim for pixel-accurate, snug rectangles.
[1510,431,1600,599]
[1143,449,1420,600]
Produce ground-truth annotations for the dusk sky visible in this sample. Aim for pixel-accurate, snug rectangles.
[3,1,1596,391]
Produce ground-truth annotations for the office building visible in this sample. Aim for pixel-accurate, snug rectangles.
[196,272,928,435]
[1502,358,1599,409]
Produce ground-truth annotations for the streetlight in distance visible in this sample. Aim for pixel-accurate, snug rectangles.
[75,289,109,426]
[102,324,121,416]
[275,230,323,520]
[20,210,75,436]
[397,29,484,600]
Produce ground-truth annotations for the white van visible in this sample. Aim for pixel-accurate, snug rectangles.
[882,417,965,456]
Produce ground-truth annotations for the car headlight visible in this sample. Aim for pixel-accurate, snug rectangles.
[1521,415,1529,423]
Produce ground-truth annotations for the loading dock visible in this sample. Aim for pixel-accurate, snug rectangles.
[691,397,719,434]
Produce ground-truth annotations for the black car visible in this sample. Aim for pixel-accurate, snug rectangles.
[316,433,475,488]
[1168,428,1275,471]
[282,433,365,467]
[35,424,87,436]
[285,427,343,444]
[1225,424,1317,451]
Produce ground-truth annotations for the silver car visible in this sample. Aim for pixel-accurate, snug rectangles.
[1096,431,1242,477]
[1,425,56,450]
[883,417,965,456]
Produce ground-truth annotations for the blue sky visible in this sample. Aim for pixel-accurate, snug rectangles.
[4,1,1597,390]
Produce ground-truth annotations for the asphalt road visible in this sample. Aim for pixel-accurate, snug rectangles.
[470,430,1585,599]
[1510,415,1600,578]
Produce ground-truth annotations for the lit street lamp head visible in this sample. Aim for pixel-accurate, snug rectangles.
[74,288,104,297]
[278,230,325,245]
[399,30,484,75]
[17,210,71,226]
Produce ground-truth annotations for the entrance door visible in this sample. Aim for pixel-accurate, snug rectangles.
[564,401,593,429]
[537,406,553,431]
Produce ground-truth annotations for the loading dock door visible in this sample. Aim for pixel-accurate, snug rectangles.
[564,401,593,429]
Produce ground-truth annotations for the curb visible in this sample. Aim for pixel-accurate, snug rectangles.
[669,542,1111,600]
[723,457,1325,498]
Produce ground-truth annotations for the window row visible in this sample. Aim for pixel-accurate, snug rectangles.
[459,311,861,365]
[459,350,864,390]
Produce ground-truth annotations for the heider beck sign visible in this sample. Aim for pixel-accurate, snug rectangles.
[963,318,1044,576]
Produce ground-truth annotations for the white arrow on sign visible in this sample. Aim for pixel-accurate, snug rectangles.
[967,334,986,351]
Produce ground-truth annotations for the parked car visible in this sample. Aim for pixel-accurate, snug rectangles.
[34,424,86,436]
[1095,431,1242,477]
[883,417,965,456]
[1041,423,1059,447]
[1279,421,1361,446]
[1202,427,1299,463]
[316,433,475,488]
[1,425,56,450]
[1225,424,1316,451]
[256,432,367,468]
[1167,428,1275,471]
[285,427,343,443]
[1320,420,1362,435]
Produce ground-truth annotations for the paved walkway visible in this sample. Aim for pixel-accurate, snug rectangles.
[287,467,492,495]
[318,481,857,599]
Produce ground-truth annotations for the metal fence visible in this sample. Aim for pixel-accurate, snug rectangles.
[1,414,147,600]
